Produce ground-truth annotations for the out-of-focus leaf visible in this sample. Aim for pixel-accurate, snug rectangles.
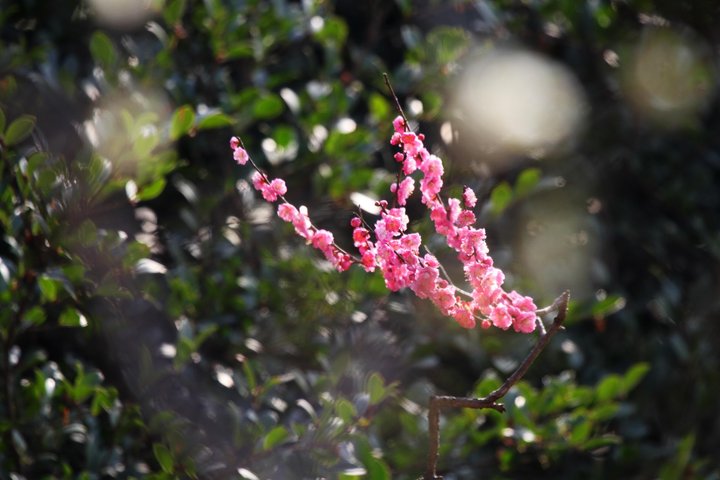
[515,167,542,197]
[570,418,592,445]
[262,426,289,450]
[163,0,187,24]
[136,177,167,201]
[659,434,695,480]
[252,94,284,120]
[367,373,385,405]
[621,362,650,392]
[0,107,5,133]
[272,125,295,148]
[197,112,234,130]
[364,457,390,480]
[23,305,46,327]
[314,17,348,45]
[582,434,621,450]
[170,105,195,140]
[77,219,98,247]
[38,274,59,302]
[153,443,174,473]
[368,93,390,122]
[490,181,513,215]
[89,31,117,69]
[26,151,48,178]
[335,398,356,424]
[596,374,623,402]
[4,115,36,146]
[59,308,87,328]
[592,294,626,319]
[426,26,470,65]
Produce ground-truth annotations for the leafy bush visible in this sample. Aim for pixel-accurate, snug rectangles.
[2,1,720,479]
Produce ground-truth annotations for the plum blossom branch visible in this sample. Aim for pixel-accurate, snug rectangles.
[230,76,537,332]
[231,136,358,271]
[422,291,570,480]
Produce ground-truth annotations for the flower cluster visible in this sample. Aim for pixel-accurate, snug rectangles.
[230,114,537,333]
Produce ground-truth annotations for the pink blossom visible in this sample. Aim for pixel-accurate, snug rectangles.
[431,282,457,315]
[453,305,476,329]
[402,156,417,175]
[490,304,512,330]
[462,187,477,208]
[278,203,298,222]
[412,266,438,299]
[311,229,334,250]
[251,171,266,191]
[233,147,249,165]
[260,178,287,202]
[457,210,475,228]
[361,250,376,272]
[391,177,415,206]
[230,111,539,333]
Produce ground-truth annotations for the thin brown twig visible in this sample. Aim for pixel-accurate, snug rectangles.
[234,137,360,262]
[422,290,570,480]
[383,73,410,130]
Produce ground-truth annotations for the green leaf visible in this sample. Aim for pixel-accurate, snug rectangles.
[163,0,187,24]
[426,26,470,65]
[0,107,5,134]
[153,443,174,473]
[197,112,235,130]
[133,130,160,158]
[59,308,87,328]
[90,388,115,416]
[136,177,167,201]
[514,167,542,197]
[659,434,694,480]
[26,151,49,178]
[596,374,623,402]
[621,362,650,392]
[314,17,348,46]
[38,274,59,302]
[23,306,46,327]
[582,434,621,450]
[421,91,443,117]
[335,398,357,424]
[368,93,390,122]
[87,155,112,194]
[77,219,98,247]
[170,105,195,140]
[89,31,117,69]
[364,456,391,480]
[262,426,289,450]
[252,94,284,120]
[490,181,513,215]
[591,294,626,318]
[367,373,385,405]
[570,419,592,445]
[4,115,36,146]
[271,125,295,148]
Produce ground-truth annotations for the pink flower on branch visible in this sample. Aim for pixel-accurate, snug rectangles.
[229,110,537,331]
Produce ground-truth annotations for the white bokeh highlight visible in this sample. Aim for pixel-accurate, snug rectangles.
[452,47,586,162]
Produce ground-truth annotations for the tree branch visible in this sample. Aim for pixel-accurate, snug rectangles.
[422,291,570,480]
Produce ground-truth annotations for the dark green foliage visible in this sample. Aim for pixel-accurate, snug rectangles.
[1,1,720,479]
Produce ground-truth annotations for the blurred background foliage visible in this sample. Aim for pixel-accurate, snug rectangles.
[1,0,719,478]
